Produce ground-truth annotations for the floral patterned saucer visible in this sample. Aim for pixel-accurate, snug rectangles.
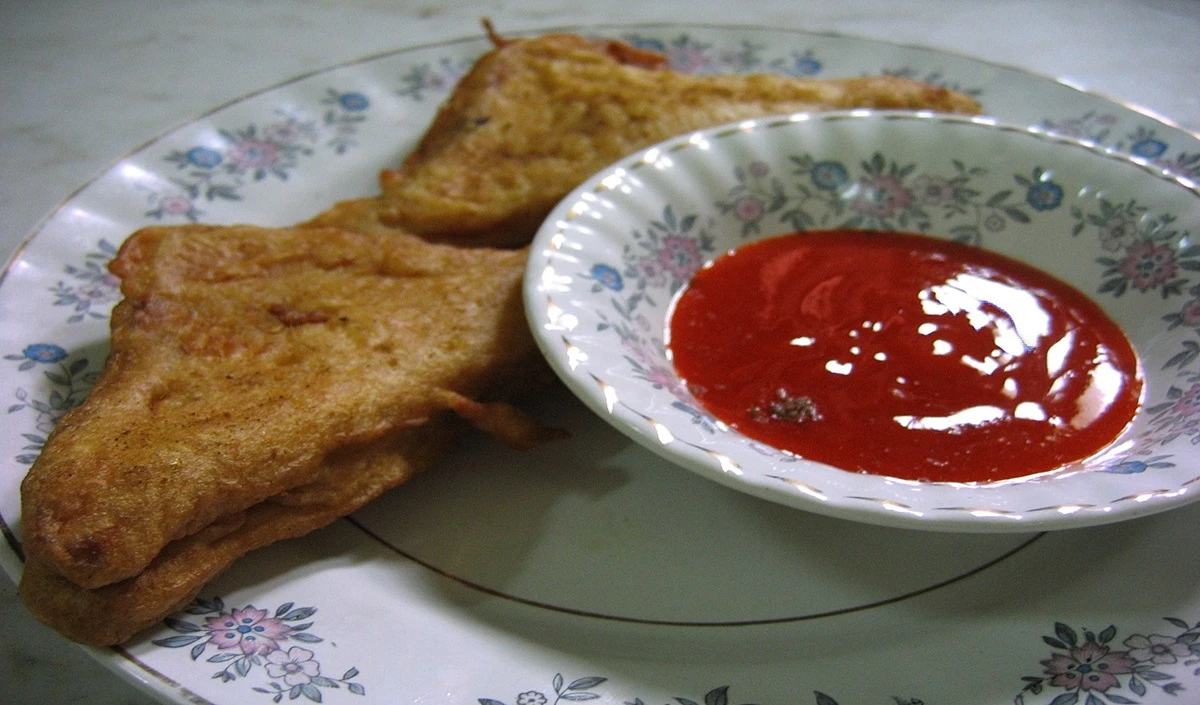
[3,23,1200,705]
[526,110,1200,532]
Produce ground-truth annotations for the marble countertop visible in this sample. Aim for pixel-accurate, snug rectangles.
[2,1,1197,702]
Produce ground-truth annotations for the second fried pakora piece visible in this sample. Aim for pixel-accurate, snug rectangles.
[378,28,982,247]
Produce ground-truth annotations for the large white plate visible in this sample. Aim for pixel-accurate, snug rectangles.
[3,24,1199,705]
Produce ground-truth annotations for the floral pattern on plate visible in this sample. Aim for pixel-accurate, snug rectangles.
[5,344,102,465]
[154,597,364,702]
[1041,112,1200,181]
[623,32,824,77]
[1018,620,1200,705]
[47,239,122,324]
[478,676,923,705]
[145,89,371,222]
[473,617,1200,705]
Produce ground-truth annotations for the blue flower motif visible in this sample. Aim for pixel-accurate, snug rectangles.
[789,51,822,76]
[589,263,624,291]
[1026,180,1064,211]
[22,343,68,364]
[811,161,849,191]
[627,37,667,52]
[1103,459,1148,474]
[1130,138,1168,159]
[185,146,223,169]
[338,92,370,112]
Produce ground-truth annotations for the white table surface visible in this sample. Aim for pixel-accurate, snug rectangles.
[2,1,1197,702]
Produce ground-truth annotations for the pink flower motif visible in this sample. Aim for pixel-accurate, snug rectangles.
[747,161,771,178]
[77,281,117,302]
[623,336,687,396]
[1124,634,1192,665]
[637,258,667,288]
[734,196,765,223]
[35,407,68,435]
[228,139,281,170]
[1172,383,1200,417]
[850,175,913,219]
[1118,241,1177,291]
[655,235,703,283]
[263,121,309,145]
[911,175,954,205]
[643,361,684,391]
[1099,215,1139,252]
[205,607,292,655]
[265,646,321,686]
[158,195,195,216]
[1041,641,1135,692]
[1180,298,1200,327]
[669,47,710,73]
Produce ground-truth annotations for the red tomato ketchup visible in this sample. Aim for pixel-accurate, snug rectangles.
[666,230,1142,483]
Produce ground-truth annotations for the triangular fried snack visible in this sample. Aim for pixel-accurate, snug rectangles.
[20,416,461,645]
[378,28,982,247]
[20,223,544,590]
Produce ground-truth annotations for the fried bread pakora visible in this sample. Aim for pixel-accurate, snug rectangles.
[302,195,405,238]
[20,223,545,591]
[20,417,461,646]
[377,28,982,247]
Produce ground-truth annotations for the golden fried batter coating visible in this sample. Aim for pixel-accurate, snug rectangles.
[20,418,461,646]
[378,30,982,247]
[301,196,411,239]
[20,224,541,589]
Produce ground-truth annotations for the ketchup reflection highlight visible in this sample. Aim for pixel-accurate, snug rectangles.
[666,230,1142,483]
